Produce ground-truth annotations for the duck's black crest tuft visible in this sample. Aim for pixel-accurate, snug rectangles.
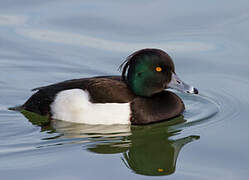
[118,56,130,82]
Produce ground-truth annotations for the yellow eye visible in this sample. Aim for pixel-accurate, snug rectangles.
[157,168,164,172]
[155,67,162,72]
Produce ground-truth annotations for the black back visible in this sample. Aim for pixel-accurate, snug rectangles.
[23,76,135,115]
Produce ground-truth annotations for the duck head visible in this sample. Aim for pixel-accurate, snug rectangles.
[120,48,198,97]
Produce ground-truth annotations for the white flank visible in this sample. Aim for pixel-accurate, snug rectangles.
[50,89,131,125]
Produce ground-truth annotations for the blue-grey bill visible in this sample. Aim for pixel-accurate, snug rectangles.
[168,73,198,94]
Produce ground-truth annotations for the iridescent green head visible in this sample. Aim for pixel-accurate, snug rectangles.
[120,49,198,97]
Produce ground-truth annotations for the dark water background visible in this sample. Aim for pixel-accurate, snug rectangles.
[1,0,249,179]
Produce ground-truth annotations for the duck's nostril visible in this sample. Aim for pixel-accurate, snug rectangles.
[193,88,198,94]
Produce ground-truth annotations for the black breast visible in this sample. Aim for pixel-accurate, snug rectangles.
[130,91,185,125]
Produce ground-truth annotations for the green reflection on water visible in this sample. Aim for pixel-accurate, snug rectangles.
[21,110,199,176]
[88,118,199,176]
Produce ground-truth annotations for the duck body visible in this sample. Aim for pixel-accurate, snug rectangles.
[14,49,198,125]
[23,76,184,125]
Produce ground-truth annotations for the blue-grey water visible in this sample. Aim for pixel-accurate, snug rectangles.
[1,0,249,179]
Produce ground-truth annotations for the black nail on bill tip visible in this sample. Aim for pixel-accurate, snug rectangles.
[193,88,198,94]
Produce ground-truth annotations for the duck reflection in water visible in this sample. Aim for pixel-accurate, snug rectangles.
[21,110,199,176]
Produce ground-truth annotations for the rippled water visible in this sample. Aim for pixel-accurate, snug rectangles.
[1,0,249,179]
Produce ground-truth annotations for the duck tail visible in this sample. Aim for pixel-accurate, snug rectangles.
[8,105,25,112]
